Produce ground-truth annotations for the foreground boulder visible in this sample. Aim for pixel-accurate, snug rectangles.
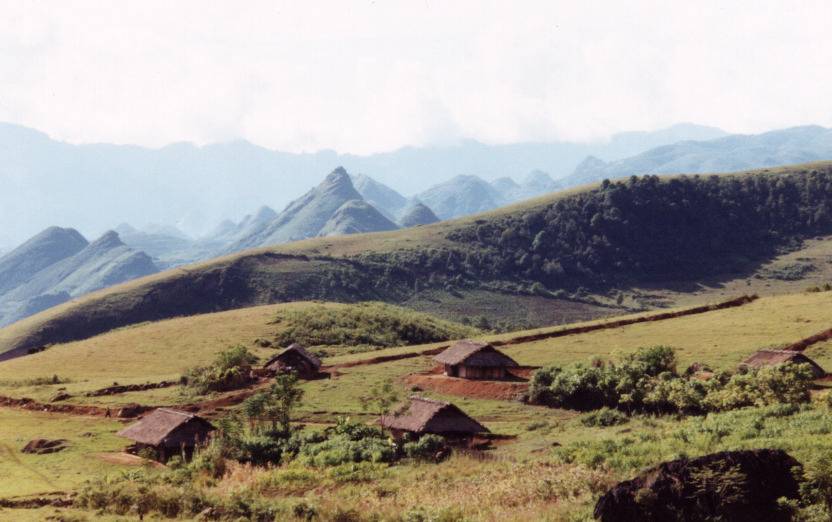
[594,449,800,522]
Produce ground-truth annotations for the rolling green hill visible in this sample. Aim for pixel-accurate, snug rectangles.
[2,161,832,359]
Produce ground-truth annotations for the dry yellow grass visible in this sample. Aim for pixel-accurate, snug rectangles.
[501,290,832,370]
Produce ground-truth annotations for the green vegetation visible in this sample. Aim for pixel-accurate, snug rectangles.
[244,372,305,436]
[530,346,814,415]
[0,409,126,497]
[271,302,479,353]
[5,163,832,357]
[580,407,629,428]
[444,168,832,288]
[184,345,258,394]
[3,288,832,519]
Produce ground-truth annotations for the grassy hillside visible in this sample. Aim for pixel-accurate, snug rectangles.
[2,291,830,407]
[2,161,832,358]
[2,291,832,519]
[0,301,477,402]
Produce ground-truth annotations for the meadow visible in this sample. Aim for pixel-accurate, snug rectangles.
[0,290,831,519]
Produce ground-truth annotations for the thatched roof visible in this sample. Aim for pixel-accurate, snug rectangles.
[117,408,214,446]
[434,340,518,368]
[264,343,321,370]
[740,350,826,377]
[380,396,489,435]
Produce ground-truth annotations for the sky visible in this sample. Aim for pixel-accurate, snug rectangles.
[1,1,831,155]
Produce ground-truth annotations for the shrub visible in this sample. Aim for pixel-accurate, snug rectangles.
[581,407,629,427]
[184,345,258,394]
[703,363,813,411]
[299,434,396,467]
[327,462,389,483]
[531,347,813,416]
[529,346,677,411]
[403,434,448,460]
[271,302,478,349]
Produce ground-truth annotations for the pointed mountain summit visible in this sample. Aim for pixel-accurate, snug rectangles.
[226,167,394,251]
[0,227,88,296]
[0,231,158,327]
[399,201,440,228]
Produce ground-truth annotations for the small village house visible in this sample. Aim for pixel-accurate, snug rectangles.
[117,408,215,461]
[739,350,826,378]
[380,396,489,440]
[264,343,321,378]
[434,340,518,380]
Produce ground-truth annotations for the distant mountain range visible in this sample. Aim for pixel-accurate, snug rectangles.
[564,126,832,185]
[0,228,158,327]
[4,123,832,327]
[0,121,725,244]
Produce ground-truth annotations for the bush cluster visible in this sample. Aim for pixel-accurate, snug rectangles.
[581,407,630,427]
[529,346,814,415]
[183,345,258,394]
[271,302,479,349]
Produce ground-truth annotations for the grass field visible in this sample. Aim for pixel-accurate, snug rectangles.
[1,289,832,519]
[0,409,126,498]
[2,290,830,406]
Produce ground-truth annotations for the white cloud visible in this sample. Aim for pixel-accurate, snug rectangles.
[0,0,830,153]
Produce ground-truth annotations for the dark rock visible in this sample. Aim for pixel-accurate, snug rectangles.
[21,439,68,454]
[594,449,801,522]
[116,403,145,418]
[50,391,71,402]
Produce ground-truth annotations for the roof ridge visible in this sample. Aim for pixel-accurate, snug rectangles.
[157,408,195,418]
[409,395,449,406]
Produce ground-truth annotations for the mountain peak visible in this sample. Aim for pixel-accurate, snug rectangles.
[399,201,440,228]
[326,166,350,182]
[254,205,278,221]
[89,230,125,250]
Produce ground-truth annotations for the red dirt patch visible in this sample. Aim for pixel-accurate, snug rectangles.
[405,374,528,401]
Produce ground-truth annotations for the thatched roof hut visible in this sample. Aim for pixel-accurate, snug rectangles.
[117,408,215,460]
[264,343,321,378]
[434,340,518,380]
[739,350,826,378]
[380,396,488,438]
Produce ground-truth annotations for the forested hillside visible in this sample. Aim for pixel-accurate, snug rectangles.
[440,166,832,287]
[2,162,831,357]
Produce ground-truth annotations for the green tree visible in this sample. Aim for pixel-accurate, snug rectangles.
[360,380,399,434]
[243,371,304,435]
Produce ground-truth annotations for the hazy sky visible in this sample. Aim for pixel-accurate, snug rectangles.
[1,1,831,154]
